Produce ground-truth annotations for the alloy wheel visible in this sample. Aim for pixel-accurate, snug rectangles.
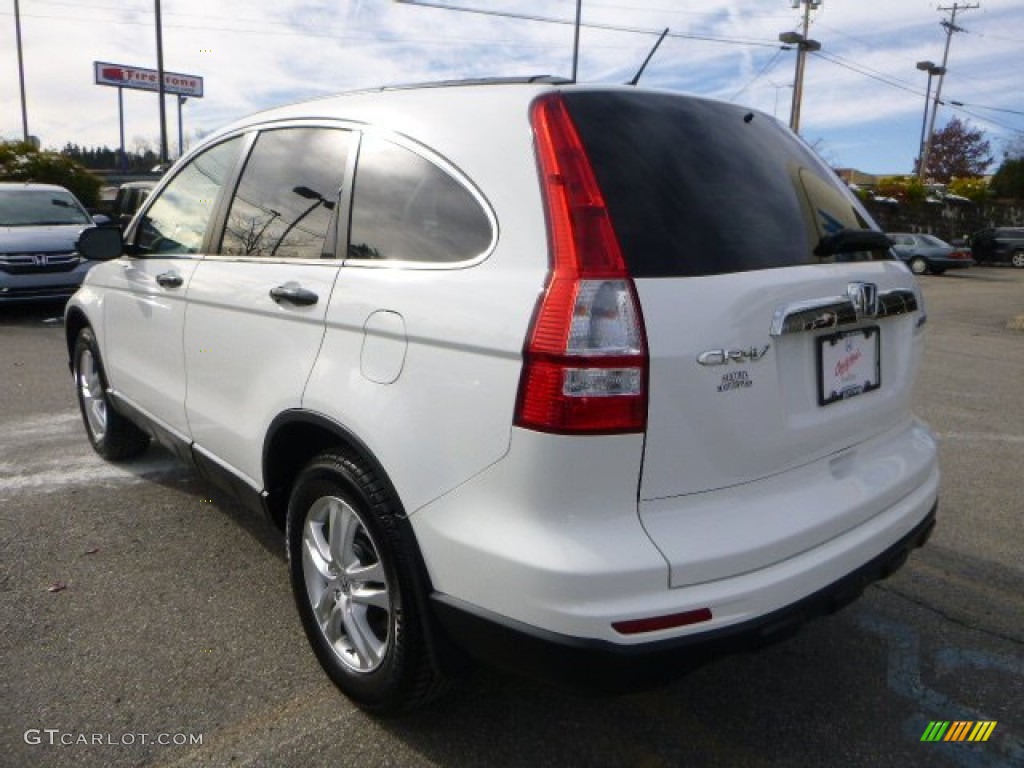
[77,348,107,441]
[301,495,392,673]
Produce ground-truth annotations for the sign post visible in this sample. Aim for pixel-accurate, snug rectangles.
[93,61,204,165]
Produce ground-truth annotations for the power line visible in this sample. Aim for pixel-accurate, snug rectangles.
[729,47,785,101]
[810,51,922,96]
[810,51,1021,131]
[393,0,783,48]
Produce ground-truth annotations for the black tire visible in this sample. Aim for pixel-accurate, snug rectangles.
[72,327,150,461]
[1012,250,1024,269]
[909,256,928,275]
[286,450,447,714]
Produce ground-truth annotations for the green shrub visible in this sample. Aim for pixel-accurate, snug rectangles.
[0,141,102,208]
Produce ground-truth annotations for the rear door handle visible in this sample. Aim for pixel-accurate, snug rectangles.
[155,271,183,288]
[269,282,319,307]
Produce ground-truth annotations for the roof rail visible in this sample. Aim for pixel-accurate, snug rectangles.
[377,75,573,92]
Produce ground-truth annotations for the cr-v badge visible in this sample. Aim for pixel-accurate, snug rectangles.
[697,345,770,366]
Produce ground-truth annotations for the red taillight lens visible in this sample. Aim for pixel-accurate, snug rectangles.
[515,94,648,435]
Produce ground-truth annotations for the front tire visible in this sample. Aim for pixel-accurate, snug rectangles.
[909,256,928,275]
[1012,250,1024,269]
[286,450,447,714]
[73,327,149,461]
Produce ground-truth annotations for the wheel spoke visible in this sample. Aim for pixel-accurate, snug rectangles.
[302,522,333,580]
[312,585,335,626]
[350,583,390,612]
[90,400,106,427]
[323,601,344,646]
[328,501,359,567]
[345,560,384,585]
[340,604,383,669]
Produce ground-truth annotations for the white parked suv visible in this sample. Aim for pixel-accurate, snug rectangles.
[67,78,939,713]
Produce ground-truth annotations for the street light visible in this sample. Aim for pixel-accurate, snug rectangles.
[270,187,336,257]
[915,61,945,180]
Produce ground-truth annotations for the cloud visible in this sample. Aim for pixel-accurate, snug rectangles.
[0,0,1020,173]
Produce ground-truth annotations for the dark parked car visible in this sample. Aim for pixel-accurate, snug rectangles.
[970,227,1024,268]
[111,181,156,229]
[0,183,106,303]
[888,232,974,275]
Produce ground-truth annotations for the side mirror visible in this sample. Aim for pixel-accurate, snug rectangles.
[77,226,124,261]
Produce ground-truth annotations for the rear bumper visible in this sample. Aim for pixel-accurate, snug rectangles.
[931,256,974,270]
[432,501,936,690]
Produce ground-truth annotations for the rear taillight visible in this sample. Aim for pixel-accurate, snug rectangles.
[514,94,648,435]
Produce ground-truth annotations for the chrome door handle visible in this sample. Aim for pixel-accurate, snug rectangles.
[269,283,319,307]
[155,271,183,288]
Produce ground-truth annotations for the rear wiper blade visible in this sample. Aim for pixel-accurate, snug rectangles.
[814,228,893,257]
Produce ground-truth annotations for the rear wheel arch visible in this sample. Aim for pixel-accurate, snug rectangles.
[263,411,471,684]
[262,412,405,531]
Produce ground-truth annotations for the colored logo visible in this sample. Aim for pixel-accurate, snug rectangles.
[921,721,997,742]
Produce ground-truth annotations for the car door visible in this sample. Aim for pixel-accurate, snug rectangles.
[101,137,244,442]
[183,125,354,489]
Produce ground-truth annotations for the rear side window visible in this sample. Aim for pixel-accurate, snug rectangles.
[347,135,493,263]
[563,92,881,278]
[221,127,351,259]
[135,137,241,255]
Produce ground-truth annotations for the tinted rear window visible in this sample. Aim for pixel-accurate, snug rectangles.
[564,91,879,278]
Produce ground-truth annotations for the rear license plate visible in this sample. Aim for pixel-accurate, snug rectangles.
[818,327,880,406]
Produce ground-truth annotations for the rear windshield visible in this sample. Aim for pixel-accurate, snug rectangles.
[563,91,882,278]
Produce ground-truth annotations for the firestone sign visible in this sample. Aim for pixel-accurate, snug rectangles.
[93,61,204,98]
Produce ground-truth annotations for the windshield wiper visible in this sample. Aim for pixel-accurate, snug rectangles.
[814,228,893,257]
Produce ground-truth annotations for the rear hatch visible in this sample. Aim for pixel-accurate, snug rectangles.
[563,90,924,501]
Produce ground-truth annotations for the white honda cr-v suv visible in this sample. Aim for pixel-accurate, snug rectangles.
[67,77,938,714]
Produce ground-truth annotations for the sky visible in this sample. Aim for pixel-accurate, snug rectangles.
[1,0,1022,175]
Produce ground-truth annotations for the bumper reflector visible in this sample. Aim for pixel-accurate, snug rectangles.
[612,608,713,635]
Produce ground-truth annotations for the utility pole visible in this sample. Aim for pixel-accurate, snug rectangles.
[779,0,822,135]
[14,0,29,142]
[918,2,978,181]
[571,0,582,83]
[155,0,169,166]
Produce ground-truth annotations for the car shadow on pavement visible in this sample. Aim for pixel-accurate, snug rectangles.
[114,442,287,562]
[0,300,67,326]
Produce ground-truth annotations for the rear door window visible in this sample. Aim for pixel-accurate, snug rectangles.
[220,127,351,260]
[563,91,883,278]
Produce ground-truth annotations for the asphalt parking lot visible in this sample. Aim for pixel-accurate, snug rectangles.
[2,267,1022,768]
